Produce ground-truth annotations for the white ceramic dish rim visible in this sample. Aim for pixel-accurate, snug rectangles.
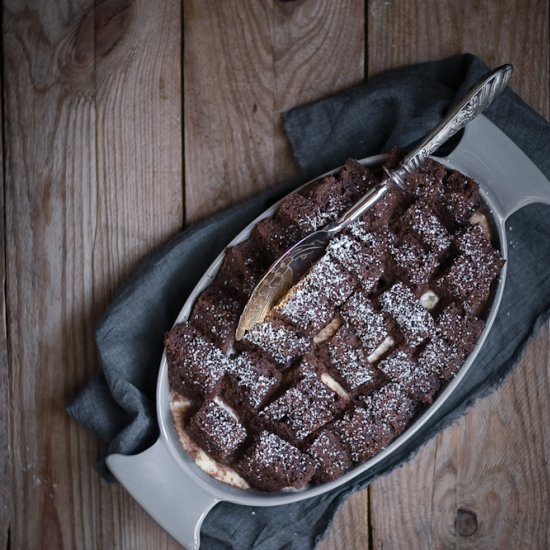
[106,115,550,549]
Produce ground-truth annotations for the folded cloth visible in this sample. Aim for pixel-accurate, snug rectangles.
[67,54,550,549]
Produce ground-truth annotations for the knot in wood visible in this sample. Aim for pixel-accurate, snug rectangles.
[455,508,478,537]
[76,0,132,64]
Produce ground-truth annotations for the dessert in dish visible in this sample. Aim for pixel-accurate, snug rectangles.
[165,151,505,492]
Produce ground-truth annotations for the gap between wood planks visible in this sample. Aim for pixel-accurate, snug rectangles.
[1,8,11,547]
[367,485,374,548]
[180,0,186,227]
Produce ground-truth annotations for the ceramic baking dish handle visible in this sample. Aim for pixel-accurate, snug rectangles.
[106,438,219,550]
[445,114,550,220]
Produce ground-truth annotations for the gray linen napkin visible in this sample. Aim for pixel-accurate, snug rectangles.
[67,54,550,549]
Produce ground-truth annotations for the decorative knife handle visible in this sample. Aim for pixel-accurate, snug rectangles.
[333,64,514,231]
[389,64,514,188]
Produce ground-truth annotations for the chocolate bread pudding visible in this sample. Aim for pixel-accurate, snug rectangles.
[165,151,505,492]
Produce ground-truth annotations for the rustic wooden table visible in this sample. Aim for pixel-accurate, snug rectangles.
[2,1,550,548]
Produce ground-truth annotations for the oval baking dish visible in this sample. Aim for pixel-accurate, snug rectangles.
[106,115,550,550]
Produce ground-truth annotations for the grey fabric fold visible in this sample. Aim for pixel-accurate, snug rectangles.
[67,54,550,549]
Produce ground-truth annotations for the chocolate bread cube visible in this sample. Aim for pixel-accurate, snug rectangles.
[454,224,495,258]
[276,192,327,236]
[360,382,418,433]
[307,430,352,483]
[259,376,342,443]
[327,234,383,292]
[332,406,394,463]
[340,292,393,358]
[347,223,392,257]
[302,174,354,220]
[379,283,435,346]
[165,322,227,397]
[404,157,445,200]
[320,325,380,392]
[219,240,267,296]
[322,323,359,351]
[293,353,326,377]
[287,354,346,396]
[251,217,300,262]
[400,202,451,255]
[338,158,375,201]
[303,253,357,306]
[384,146,405,169]
[436,304,485,353]
[439,170,481,227]
[236,431,316,491]
[273,278,336,335]
[456,227,505,284]
[189,283,244,352]
[418,337,465,382]
[438,251,503,315]
[224,351,281,411]
[360,188,403,231]
[418,157,447,181]
[388,235,439,286]
[239,317,310,369]
[377,349,441,403]
[187,399,247,464]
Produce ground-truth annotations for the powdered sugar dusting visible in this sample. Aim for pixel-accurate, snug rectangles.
[238,431,315,490]
[260,377,340,440]
[377,349,440,403]
[403,202,451,254]
[328,345,376,390]
[361,383,417,431]
[341,293,388,354]
[436,304,485,353]
[327,234,382,289]
[439,252,502,313]
[170,395,249,488]
[241,320,310,367]
[250,432,310,471]
[188,399,247,463]
[274,278,335,333]
[389,237,438,285]
[165,323,228,395]
[305,253,356,305]
[333,406,393,463]
[227,352,279,409]
[307,430,351,482]
[379,283,435,346]
[418,336,465,382]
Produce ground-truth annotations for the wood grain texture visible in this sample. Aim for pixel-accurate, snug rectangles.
[367,0,550,116]
[0,34,10,549]
[183,0,365,223]
[183,0,274,223]
[271,0,365,183]
[3,0,182,548]
[318,492,370,550]
[4,0,549,549]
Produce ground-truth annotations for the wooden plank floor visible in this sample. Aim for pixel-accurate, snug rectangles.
[2,1,549,549]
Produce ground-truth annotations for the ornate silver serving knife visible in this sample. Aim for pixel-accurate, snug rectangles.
[235,64,513,340]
